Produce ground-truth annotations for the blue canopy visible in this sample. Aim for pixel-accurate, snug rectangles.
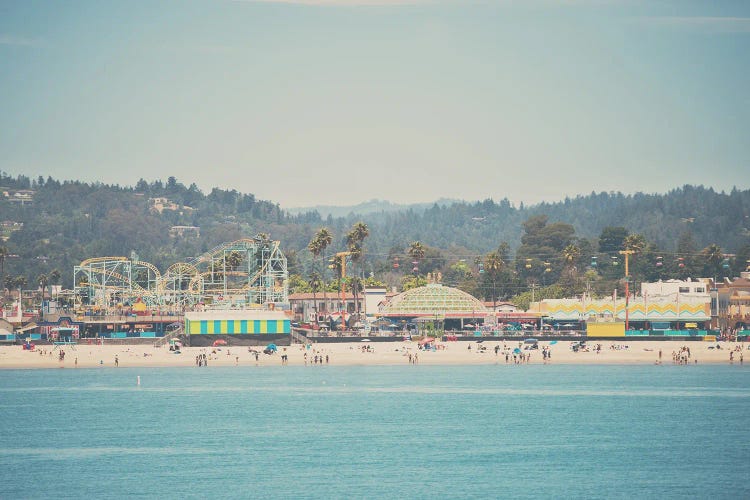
[513,348,521,354]
[266,344,277,351]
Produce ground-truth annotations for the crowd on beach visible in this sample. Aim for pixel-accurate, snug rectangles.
[671,346,693,365]
[303,351,328,365]
[5,338,750,369]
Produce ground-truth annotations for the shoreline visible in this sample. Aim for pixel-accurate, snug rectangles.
[0,340,746,370]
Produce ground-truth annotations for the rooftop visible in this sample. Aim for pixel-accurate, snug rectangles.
[380,284,487,317]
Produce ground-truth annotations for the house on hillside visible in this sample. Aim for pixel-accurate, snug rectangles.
[169,226,200,238]
[2,189,35,206]
[0,221,23,241]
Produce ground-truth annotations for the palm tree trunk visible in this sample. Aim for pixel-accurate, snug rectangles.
[352,277,359,321]
[312,288,318,326]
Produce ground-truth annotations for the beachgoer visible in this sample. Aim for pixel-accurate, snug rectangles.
[115,355,119,367]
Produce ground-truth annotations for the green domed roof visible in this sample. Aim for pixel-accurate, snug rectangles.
[380,284,487,316]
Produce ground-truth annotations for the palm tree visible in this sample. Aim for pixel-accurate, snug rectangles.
[37,273,48,320]
[308,228,333,325]
[484,251,504,312]
[13,275,27,311]
[623,234,646,254]
[700,244,725,278]
[307,272,322,325]
[621,234,645,287]
[225,251,243,270]
[407,242,425,274]
[346,222,370,319]
[49,269,61,302]
[349,222,369,244]
[562,244,581,277]
[4,274,14,298]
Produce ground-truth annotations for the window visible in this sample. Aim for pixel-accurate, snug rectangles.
[678,287,690,293]
[694,287,705,293]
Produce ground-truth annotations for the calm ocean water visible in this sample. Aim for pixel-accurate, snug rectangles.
[1,365,749,499]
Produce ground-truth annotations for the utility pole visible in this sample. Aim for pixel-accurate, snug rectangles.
[619,250,635,331]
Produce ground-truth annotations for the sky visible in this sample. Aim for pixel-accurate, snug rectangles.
[0,0,748,209]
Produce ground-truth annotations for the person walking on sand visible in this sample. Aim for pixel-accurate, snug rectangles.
[115,355,119,367]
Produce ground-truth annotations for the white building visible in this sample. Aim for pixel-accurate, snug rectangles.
[641,278,711,298]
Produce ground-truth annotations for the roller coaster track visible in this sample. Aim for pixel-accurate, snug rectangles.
[79,256,128,267]
[75,238,287,309]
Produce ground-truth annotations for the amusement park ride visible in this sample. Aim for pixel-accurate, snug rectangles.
[73,237,288,313]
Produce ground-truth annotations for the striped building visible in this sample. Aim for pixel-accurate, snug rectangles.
[185,310,291,346]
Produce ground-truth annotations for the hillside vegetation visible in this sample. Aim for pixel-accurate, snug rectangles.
[1,172,748,307]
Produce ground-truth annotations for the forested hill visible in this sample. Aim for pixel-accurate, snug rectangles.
[323,185,750,257]
[1,171,748,287]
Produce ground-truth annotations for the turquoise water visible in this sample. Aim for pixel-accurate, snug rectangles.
[1,365,749,499]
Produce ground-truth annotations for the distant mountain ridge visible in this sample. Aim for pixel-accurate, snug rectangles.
[286,198,462,218]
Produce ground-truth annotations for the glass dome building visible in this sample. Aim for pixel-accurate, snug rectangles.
[379,284,488,330]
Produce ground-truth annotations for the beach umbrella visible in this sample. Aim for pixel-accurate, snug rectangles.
[513,348,521,354]
[419,337,435,345]
[361,338,371,342]
[266,343,277,351]
[550,340,558,345]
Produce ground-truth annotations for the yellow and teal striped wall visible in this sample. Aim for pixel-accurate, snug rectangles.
[185,319,290,335]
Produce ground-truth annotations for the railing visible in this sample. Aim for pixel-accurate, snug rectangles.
[154,325,184,347]
[290,329,309,344]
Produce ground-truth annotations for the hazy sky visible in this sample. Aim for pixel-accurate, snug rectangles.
[1,0,748,208]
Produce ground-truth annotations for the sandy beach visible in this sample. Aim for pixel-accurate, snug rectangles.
[0,339,746,369]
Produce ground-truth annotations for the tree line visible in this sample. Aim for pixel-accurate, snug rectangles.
[1,172,748,309]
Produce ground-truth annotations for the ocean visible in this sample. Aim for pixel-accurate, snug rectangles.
[1,365,749,499]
